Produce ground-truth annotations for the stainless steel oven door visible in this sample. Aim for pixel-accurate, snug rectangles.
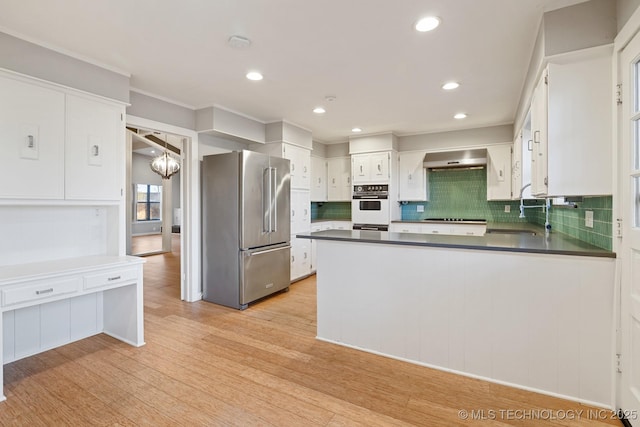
[351,198,390,225]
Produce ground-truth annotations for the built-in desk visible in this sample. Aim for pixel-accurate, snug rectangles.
[0,255,145,401]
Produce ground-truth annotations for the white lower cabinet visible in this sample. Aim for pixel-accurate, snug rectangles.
[390,222,486,236]
[290,236,310,281]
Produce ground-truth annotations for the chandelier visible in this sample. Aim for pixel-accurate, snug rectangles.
[150,140,180,179]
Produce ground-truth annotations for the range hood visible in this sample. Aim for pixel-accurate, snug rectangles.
[423,148,487,169]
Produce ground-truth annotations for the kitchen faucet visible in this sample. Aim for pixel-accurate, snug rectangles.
[518,183,551,234]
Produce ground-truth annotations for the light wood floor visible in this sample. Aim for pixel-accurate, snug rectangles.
[0,244,622,426]
[131,234,174,256]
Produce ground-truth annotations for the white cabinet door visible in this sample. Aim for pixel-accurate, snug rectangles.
[486,145,512,200]
[529,55,611,197]
[290,190,310,234]
[389,223,423,233]
[530,70,548,197]
[290,236,310,280]
[65,94,123,201]
[370,152,390,183]
[283,144,310,190]
[0,76,65,199]
[352,152,390,184]
[311,156,327,201]
[352,154,369,184]
[398,151,428,201]
[327,157,351,201]
[331,221,351,230]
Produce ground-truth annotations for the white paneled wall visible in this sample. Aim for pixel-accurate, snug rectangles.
[0,206,113,266]
[316,239,615,407]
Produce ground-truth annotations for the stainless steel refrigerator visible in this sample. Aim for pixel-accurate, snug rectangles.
[201,150,291,309]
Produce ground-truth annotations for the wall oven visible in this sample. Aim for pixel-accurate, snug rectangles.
[352,184,390,230]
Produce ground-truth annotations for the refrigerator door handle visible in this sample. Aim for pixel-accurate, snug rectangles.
[263,167,271,233]
[271,167,277,232]
[248,245,291,256]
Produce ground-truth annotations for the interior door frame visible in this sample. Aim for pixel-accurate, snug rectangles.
[127,114,201,302]
[614,6,640,422]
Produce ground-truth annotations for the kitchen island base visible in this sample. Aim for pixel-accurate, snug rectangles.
[315,239,615,408]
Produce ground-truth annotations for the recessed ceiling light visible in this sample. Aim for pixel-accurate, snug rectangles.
[442,82,460,90]
[313,107,326,114]
[246,71,263,81]
[454,113,467,119]
[352,127,362,133]
[415,16,441,32]
[151,150,155,154]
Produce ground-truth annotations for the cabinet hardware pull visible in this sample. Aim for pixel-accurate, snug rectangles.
[292,255,295,262]
[27,135,34,148]
[466,232,474,235]
[92,145,100,156]
[36,288,54,295]
[533,131,540,143]
[527,140,533,151]
[107,276,121,281]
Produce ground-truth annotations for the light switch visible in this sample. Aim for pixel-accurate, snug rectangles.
[416,205,424,212]
[585,210,594,228]
[504,205,511,213]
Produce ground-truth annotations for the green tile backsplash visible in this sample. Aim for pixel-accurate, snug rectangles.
[400,168,613,251]
[401,168,528,223]
[526,196,613,251]
[311,202,351,220]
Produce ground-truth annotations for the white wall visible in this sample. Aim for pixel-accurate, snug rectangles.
[399,125,513,152]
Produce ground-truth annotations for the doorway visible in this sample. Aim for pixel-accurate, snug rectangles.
[127,126,182,256]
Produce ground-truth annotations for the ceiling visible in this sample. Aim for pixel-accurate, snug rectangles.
[0,0,588,143]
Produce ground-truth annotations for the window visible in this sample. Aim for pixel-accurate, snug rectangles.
[136,184,162,221]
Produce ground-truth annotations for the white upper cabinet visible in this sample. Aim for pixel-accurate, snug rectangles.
[398,151,428,201]
[327,157,351,201]
[0,76,65,199]
[65,94,123,201]
[310,156,327,202]
[0,74,124,202]
[283,144,310,190]
[486,144,512,201]
[352,152,391,184]
[530,52,612,197]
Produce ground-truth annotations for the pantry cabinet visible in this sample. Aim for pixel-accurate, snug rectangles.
[486,144,512,201]
[311,156,327,201]
[398,151,428,201]
[530,51,612,197]
[352,152,390,184]
[327,157,351,201]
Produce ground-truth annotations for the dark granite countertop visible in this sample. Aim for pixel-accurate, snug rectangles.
[297,226,615,258]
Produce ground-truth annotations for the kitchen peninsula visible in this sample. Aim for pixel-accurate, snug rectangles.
[299,228,616,408]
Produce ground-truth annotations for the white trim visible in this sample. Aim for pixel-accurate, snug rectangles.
[129,87,196,110]
[395,121,513,138]
[126,115,201,303]
[265,118,314,134]
[0,26,131,77]
[0,67,129,106]
[194,103,267,124]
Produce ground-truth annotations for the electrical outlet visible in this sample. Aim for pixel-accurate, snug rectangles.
[416,205,424,212]
[585,210,594,228]
[504,205,511,213]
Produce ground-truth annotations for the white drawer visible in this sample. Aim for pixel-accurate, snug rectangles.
[83,268,138,291]
[2,277,80,307]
